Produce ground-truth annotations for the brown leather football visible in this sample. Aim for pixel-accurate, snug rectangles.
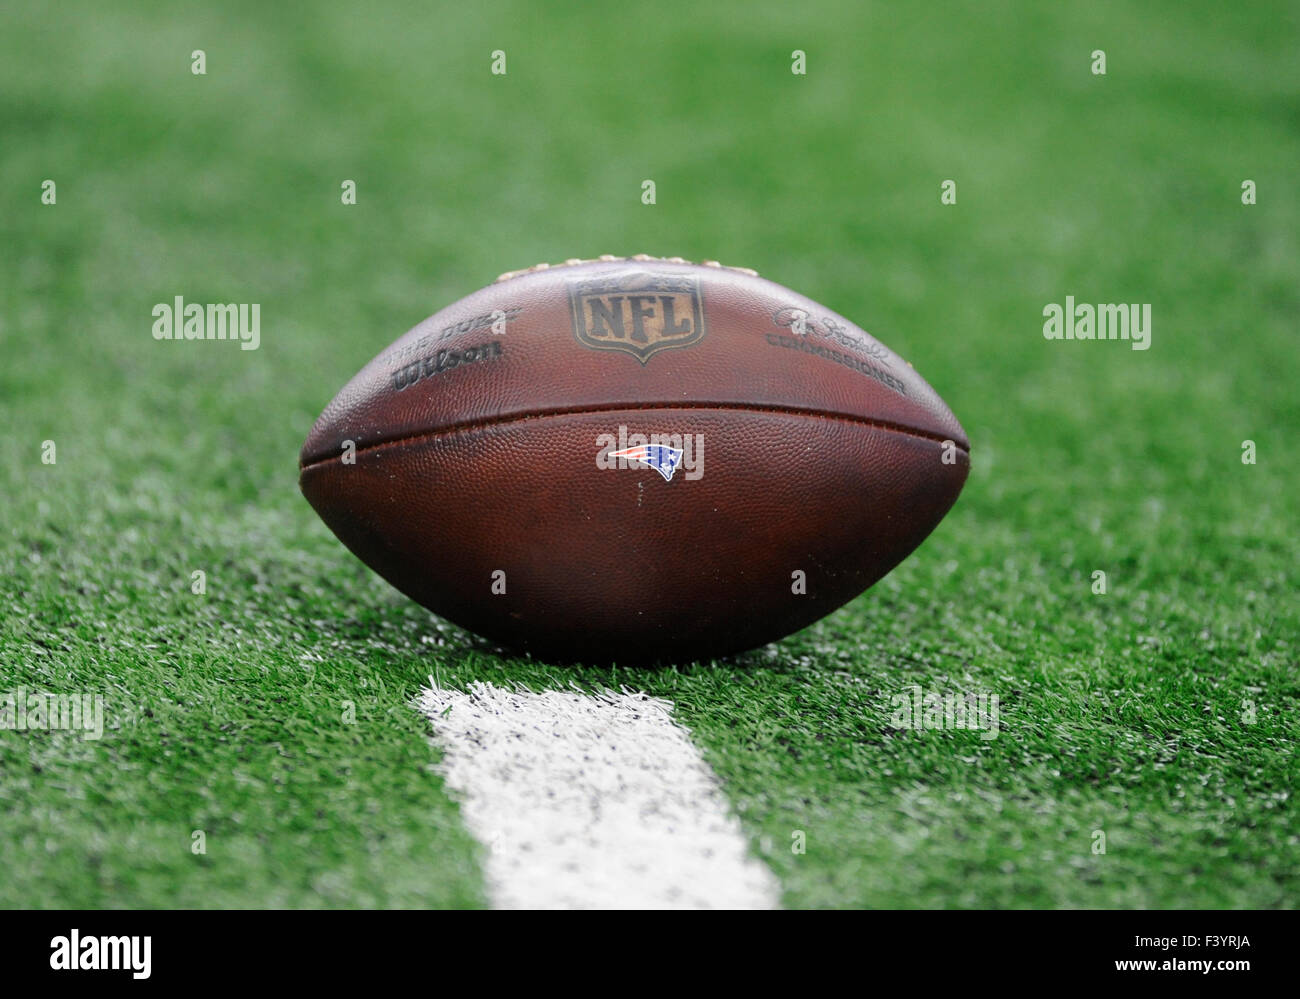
[300,255,969,662]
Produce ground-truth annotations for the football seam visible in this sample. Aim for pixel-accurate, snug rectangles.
[299,402,969,472]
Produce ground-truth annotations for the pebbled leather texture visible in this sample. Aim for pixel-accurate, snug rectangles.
[300,258,970,662]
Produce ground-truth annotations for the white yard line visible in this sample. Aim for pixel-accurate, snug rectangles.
[418,681,780,910]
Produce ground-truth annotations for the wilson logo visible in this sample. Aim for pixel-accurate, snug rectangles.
[389,340,503,391]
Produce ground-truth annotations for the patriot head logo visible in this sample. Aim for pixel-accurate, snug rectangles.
[609,444,684,482]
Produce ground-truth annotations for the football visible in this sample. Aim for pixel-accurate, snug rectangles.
[299,255,969,662]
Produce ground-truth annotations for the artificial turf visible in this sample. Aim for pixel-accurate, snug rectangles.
[1,0,1295,907]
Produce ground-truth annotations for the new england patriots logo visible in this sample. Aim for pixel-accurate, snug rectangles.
[609,445,684,482]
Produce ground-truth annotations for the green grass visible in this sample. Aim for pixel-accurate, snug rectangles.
[1,0,1296,907]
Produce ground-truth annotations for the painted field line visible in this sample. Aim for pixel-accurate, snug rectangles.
[418,680,780,910]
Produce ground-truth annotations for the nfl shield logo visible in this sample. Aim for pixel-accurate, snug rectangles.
[569,270,705,363]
